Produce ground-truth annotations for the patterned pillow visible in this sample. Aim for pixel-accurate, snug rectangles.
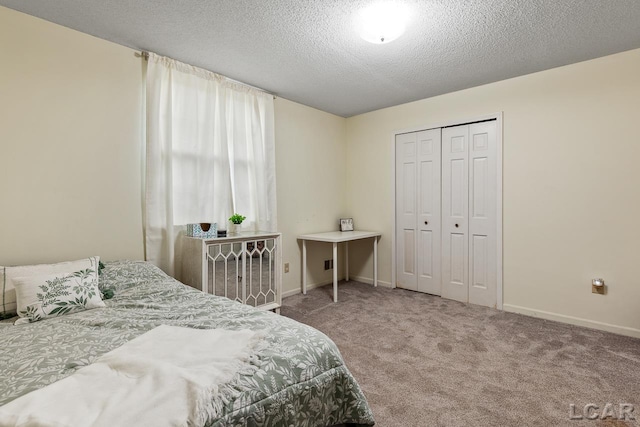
[13,269,105,325]
[0,256,99,319]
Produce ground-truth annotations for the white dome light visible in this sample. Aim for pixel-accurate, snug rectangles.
[359,2,409,44]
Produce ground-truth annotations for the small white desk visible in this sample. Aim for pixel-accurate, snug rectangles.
[297,230,382,302]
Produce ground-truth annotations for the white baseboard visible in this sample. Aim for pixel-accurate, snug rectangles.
[282,279,335,298]
[282,288,300,298]
[348,275,393,288]
[503,304,640,339]
[282,276,393,298]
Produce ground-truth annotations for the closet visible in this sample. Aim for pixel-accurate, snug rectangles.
[395,120,498,308]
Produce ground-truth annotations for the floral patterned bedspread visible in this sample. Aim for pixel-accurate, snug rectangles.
[0,261,375,427]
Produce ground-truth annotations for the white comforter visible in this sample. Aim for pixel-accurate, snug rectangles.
[0,325,264,427]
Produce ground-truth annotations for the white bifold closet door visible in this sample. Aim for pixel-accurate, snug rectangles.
[467,121,497,307]
[395,129,442,294]
[396,120,497,308]
[441,125,469,302]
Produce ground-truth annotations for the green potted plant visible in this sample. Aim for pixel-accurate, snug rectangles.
[228,213,246,234]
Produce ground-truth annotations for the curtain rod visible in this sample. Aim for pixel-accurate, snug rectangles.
[135,51,277,99]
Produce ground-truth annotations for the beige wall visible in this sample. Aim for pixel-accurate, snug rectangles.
[346,48,640,336]
[0,6,145,264]
[0,7,348,296]
[275,98,347,295]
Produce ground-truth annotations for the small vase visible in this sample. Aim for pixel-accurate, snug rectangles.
[229,223,238,234]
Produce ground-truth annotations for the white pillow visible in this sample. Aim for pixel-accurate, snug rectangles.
[13,268,105,325]
[0,256,100,318]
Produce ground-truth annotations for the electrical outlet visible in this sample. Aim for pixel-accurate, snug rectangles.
[284,263,289,273]
[324,259,334,270]
[592,278,605,295]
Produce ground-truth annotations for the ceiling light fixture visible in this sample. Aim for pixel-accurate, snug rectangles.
[359,2,409,44]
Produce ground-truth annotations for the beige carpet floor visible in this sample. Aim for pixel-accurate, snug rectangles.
[281,281,640,427]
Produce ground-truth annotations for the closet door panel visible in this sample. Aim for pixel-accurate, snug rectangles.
[450,159,466,216]
[420,230,433,278]
[395,132,418,290]
[468,121,497,307]
[449,233,466,284]
[441,125,469,303]
[416,129,442,295]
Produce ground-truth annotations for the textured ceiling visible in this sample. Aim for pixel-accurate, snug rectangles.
[3,0,640,117]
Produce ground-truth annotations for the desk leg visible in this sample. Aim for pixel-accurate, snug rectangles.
[333,242,338,302]
[373,237,378,287]
[345,241,349,281]
[302,240,307,295]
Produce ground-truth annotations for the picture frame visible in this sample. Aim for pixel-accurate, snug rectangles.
[339,218,354,232]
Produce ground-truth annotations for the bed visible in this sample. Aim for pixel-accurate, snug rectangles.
[0,260,375,426]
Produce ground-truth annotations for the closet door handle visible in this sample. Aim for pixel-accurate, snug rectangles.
[455,223,459,228]
[424,221,428,225]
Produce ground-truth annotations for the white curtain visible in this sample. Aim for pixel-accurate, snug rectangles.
[145,53,277,276]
